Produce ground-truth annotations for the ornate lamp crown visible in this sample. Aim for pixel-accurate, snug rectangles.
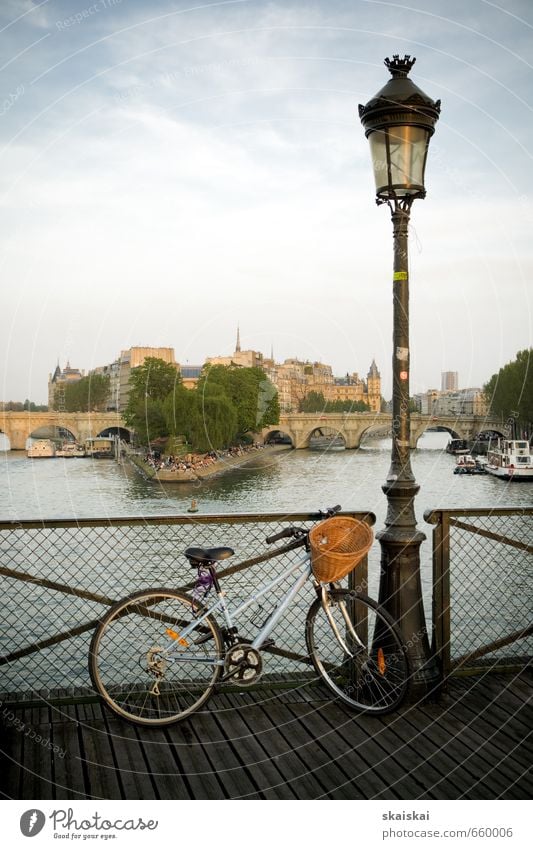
[384,55,416,78]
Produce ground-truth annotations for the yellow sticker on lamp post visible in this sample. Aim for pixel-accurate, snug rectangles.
[393,271,408,281]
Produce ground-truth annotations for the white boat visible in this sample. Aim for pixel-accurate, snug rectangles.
[27,439,56,458]
[486,439,533,481]
[454,454,487,475]
[56,442,86,458]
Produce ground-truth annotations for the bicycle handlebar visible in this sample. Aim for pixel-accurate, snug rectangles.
[265,505,342,545]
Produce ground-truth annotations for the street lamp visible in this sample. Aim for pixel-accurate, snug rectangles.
[359,55,441,697]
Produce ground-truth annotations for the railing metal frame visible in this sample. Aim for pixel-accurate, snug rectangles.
[0,510,374,705]
[425,506,533,679]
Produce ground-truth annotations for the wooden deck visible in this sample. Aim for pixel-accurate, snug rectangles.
[1,668,531,800]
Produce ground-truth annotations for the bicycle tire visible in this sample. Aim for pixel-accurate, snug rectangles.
[89,588,224,726]
[305,589,409,714]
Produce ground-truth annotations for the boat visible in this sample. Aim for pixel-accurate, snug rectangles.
[27,439,56,458]
[485,439,533,481]
[56,442,86,458]
[84,437,115,458]
[453,454,487,475]
[446,438,470,455]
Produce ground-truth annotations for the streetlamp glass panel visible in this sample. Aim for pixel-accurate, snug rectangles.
[369,125,430,198]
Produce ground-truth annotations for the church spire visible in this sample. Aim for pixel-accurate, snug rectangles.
[236,325,241,353]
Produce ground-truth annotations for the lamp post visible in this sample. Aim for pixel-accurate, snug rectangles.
[359,55,441,697]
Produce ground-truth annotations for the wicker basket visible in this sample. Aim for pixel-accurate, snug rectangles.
[308,516,373,583]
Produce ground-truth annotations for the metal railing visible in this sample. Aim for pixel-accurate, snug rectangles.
[0,510,373,704]
[425,506,533,678]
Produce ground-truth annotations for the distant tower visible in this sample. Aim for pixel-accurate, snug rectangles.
[235,325,241,353]
[441,371,458,391]
[366,359,381,411]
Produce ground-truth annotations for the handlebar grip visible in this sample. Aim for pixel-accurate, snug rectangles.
[329,504,342,515]
[266,527,296,544]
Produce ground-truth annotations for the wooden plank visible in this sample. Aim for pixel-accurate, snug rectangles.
[396,706,513,800]
[313,701,433,800]
[76,705,123,799]
[227,691,339,799]
[376,712,467,800]
[416,705,526,799]
[95,704,159,800]
[49,704,92,798]
[212,693,298,800]
[20,707,55,800]
[184,706,260,800]
[263,698,362,799]
[164,715,226,799]
[0,711,24,799]
[131,724,193,800]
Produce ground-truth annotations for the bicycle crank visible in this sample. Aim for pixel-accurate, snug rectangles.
[223,643,263,686]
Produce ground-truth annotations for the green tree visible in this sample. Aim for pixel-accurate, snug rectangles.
[124,357,180,445]
[58,374,110,412]
[191,389,238,452]
[299,391,327,413]
[484,349,533,436]
[299,391,370,414]
[198,364,279,438]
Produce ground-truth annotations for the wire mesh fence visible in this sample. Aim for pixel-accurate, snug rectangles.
[427,507,533,676]
[0,511,373,702]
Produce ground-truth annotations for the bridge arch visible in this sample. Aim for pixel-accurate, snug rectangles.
[264,429,295,448]
[27,424,79,448]
[308,426,347,450]
[97,426,132,442]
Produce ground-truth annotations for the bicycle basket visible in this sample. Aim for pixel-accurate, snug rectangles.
[308,516,373,583]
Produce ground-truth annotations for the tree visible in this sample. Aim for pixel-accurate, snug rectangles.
[57,374,110,412]
[124,357,180,444]
[299,391,370,414]
[198,364,279,438]
[484,349,533,437]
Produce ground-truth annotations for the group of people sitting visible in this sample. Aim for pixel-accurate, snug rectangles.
[144,443,265,473]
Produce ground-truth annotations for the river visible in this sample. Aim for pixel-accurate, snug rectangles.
[1,431,530,595]
[1,432,530,521]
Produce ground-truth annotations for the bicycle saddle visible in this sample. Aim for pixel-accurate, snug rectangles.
[185,546,234,564]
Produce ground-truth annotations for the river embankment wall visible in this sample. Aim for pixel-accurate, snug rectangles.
[127,445,290,483]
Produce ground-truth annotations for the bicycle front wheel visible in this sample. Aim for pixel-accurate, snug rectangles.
[306,590,409,714]
[89,589,224,726]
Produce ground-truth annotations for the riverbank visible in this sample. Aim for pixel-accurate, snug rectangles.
[127,444,291,483]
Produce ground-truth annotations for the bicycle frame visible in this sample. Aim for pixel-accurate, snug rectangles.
[163,552,312,662]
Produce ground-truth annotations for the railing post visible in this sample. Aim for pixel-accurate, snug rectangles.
[426,509,451,686]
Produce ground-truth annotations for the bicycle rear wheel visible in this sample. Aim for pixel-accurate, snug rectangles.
[89,589,224,726]
[306,590,409,714]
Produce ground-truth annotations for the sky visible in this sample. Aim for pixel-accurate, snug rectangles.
[0,0,532,403]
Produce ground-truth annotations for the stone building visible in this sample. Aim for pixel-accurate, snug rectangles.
[48,362,84,410]
[208,329,381,413]
[89,347,178,412]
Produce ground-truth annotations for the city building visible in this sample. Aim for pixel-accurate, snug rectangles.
[89,347,178,412]
[441,371,459,392]
[208,330,381,413]
[48,362,84,410]
[416,387,489,417]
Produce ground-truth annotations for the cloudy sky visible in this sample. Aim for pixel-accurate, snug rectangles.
[1,0,532,402]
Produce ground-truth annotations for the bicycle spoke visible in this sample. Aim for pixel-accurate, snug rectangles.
[89,590,223,726]
[306,590,409,713]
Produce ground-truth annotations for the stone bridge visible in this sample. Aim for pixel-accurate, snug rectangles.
[0,411,131,450]
[262,412,503,450]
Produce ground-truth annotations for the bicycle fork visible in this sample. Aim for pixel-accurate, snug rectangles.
[320,586,365,657]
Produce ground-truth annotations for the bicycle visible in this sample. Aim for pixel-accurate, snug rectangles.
[89,506,410,726]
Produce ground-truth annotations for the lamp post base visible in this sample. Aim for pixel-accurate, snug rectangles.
[377,480,440,702]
